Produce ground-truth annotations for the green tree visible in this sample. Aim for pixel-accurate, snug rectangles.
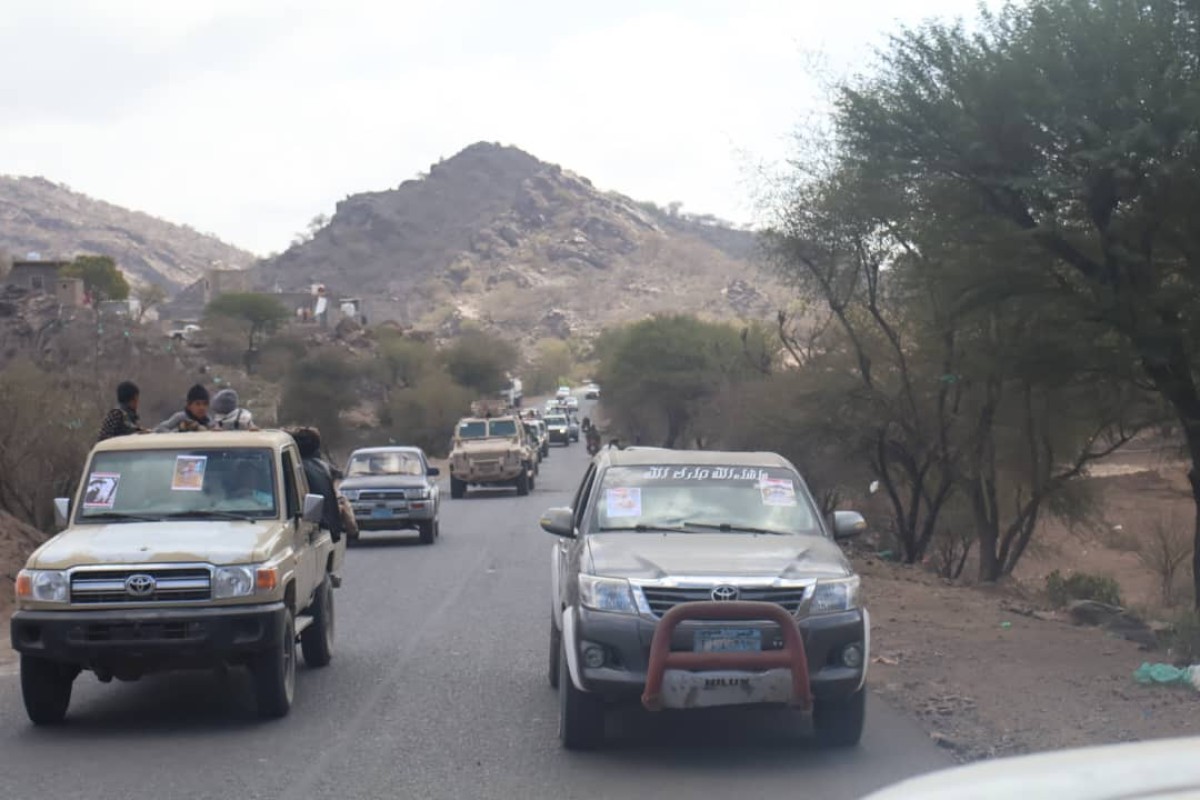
[376,331,437,392]
[63,255,129,301]
[596,315,755,448]
[826,0,1198,595]
[381,372,474,457]
[528,339,574,395]
[440,329,518,395]
[277,350,360,448]
[205,292,290,371]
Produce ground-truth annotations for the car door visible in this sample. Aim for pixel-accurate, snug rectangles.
[283,447,318,603]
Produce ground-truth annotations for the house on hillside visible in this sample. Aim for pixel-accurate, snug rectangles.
[5,259,69,294]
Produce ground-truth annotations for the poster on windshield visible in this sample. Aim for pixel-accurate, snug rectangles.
[606,487,643,518]
[83,472,121,509]
[760,477,797,507]
[171,455,207,491]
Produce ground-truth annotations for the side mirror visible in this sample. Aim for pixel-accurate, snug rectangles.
[54,497,71,529]
[427,466,441,477]
[833,510,867,541]
[302,493,325,524]
[540,507,576,538]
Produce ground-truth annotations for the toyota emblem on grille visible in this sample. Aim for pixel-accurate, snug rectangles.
[124,574,156,597]
[711,585,739,601]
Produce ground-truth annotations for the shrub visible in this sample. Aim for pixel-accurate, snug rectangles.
[1137,515,1194,607]
[1164,610,1200,665]
[1046,569,1122,608]
[382,372,473,457]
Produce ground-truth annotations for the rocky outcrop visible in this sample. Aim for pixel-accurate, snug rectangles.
[252,142,779,347]
[0,176,253,291]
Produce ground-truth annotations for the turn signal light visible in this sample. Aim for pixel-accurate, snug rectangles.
[255,567,279,592]
[15,572,32,598]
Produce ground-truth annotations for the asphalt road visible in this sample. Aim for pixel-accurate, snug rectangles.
[0,405,953,799]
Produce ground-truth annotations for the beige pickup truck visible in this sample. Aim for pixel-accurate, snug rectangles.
[448,416,538,499]
[10,430,345,724]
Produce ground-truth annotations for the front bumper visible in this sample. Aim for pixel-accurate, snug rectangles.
[569,605,866,705]
[351,500,436,530]
[548,430,570,444]
[11,602,287,670]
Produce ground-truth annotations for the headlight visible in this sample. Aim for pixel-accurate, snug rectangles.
[810,576,861,615]
[16,570,69,603]
[579,574,638,615]
[213,566,256,599]
[407,488,430,500]
[340,489,359,501]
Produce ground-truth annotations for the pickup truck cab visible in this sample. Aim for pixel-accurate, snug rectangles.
[542,448,868,750]
[10,430,345,724]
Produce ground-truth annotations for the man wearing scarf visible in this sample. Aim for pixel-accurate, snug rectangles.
[97,381,147,441]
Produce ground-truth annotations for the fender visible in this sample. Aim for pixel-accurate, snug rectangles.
[561,605,586,692]
[857,607,871,691]
[549,546,561,630]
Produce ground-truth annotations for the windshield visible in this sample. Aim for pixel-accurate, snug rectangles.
[457,421,487,439]
[546,416,567,427]
[590,465,821,536]
[488,419,518,437]
[346,451,424,477]
[79,448,278,522]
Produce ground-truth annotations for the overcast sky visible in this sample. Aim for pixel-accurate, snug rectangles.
[2,0,980,255]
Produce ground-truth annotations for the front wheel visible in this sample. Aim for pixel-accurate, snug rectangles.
[300,577,335,668]
[812,686,866,747]
[20,656,76,725]
[254,607,296,719]
[417,519,436,545]
[548,614,562,689]
[450,476,466,499]
[516,470,531,497]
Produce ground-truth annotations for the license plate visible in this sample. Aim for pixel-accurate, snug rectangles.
[371,507,392,520]
[694,628,762,653]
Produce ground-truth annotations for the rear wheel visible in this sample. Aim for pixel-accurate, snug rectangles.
[254,607,296,719]
[450,477,466,499]
[812,686,866,747]
[300,577,335,668]
[20,656,76,725]
[417,519,436,545]
[558,640,604,749]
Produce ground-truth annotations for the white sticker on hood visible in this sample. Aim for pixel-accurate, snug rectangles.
[606,487,643,518]
[760,477,797,507]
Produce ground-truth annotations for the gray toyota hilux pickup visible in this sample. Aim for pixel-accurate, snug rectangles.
[541,447,868,750]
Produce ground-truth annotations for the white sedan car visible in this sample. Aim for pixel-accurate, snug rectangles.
[864,736,1200,800]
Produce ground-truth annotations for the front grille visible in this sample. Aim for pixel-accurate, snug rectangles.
[70,568,212,604]
[359,490,408,501]
[70,621,205,643]
[639,586,810,618]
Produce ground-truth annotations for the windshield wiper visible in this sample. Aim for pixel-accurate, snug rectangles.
[161,510,260,522]
[597,524,686,533]
[680,521,788,535]
[80,511,164,523]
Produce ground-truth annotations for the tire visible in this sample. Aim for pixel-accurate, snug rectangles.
[254,607,297,719]
[417,519,435,545]
[300,577,335,668]
[450,476,466,499]
[812,686,866,747]
[558,640,604,750]
[548,614,561,689]
[20,656,75,725]
[516,470,530,497]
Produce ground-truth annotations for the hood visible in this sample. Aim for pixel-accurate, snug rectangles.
[586,533,852,581]
[29,520,287,569]
[340,475,430,491]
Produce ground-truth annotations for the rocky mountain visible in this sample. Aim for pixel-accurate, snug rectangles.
[255,143,778,342]
[0,176,254,290]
